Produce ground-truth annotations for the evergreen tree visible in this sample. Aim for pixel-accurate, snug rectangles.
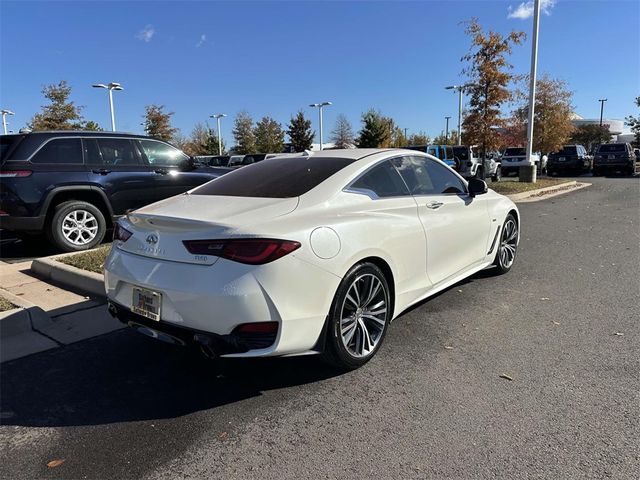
[357,110,390,148]
[254,116,285,153]
[30,80,85,130]
[232,111,256,154]
[286,111,314,152]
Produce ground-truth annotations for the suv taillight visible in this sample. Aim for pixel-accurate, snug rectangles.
[183,238,301,265]
[0,170,32,178]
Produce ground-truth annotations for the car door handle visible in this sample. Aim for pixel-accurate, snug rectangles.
[154,169,168,175]
[426,201,444,209]
[91,169,111,175]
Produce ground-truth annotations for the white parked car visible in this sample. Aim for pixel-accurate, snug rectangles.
[105,149,520,369]
[500,147,546,176]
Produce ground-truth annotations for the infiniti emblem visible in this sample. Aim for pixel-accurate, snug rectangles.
[146,234,158,245]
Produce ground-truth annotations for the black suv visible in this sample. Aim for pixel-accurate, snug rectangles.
[593,143,637,176]
[547,144,592,176]
[0,131,229,252]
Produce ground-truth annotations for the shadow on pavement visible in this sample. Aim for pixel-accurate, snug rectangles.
[0,328,343,428]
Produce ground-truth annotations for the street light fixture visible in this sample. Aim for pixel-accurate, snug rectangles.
[1,109,15,135]
[309,101,332,150]
[209,114,227,155]
[445,84,474,144]
[92,82,123,132]
[598,99,608,127]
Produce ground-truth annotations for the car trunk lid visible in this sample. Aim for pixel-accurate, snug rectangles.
[118,194,299,265]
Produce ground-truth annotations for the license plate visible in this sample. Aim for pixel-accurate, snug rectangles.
[132,287,161,321]
[558,157,566,162]
[608,155,615,160]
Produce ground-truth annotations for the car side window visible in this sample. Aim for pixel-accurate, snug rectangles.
[31,138,83,164]
[138,139,189,167]
[393,156,466,195]
[90,138,141,166]
[349,160,410,198]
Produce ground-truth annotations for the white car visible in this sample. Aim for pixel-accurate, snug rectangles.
[500,147,546,176]
[105,149,520,369]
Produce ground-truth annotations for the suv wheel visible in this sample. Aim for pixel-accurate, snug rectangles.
[48,201,106,252]
[491,167,501,182]
[321,262,391,370]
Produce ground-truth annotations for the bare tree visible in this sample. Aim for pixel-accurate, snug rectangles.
[330,114,355,148]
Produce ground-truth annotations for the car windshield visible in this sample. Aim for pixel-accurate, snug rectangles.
[452,146,469,160]
[598,144,625,153]
[0,135,25,162]
[504,148,526,156]
[191,155,356,198]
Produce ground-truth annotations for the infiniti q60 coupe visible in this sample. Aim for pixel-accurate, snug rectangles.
[105,149,520,369]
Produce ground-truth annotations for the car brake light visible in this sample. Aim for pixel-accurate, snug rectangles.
[182,238,301,265]
[233,322,279,334]
[113,222,133,242]
[0,170,32,178]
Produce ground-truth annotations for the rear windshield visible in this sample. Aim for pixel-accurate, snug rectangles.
[191,156,356,198]
[598,144,626,153]
[452,146,469,160]
[504,148,526,156]
[555,146,577,155]
[0,135,25,162]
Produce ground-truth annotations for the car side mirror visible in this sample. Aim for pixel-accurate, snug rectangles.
[468,178,488,197]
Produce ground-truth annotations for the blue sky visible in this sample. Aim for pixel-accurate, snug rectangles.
[1,0,638,145]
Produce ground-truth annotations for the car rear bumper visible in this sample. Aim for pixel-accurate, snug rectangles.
[104,246,341,357]
[0,215,45,232]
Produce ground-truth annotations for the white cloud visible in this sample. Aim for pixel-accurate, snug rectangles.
[136,25,155,42]
[508,0,556,19]
[195,34,206,48]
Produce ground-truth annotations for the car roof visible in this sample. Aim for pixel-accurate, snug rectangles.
[15,130,155,140]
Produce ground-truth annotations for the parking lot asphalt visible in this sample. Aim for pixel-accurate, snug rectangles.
[1,175,638,479]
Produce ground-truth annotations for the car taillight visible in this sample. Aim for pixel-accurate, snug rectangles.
[113,222,133,242]
[233,322,279,334]
[183,238,301,265]
[0,170,32,178]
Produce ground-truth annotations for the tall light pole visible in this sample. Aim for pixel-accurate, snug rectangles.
[445,84,473,144]
[598,99,607,127]
[309,101,332,150]
[525,0,541,182]
[1,109,15,135]
[210,114,227,155]
[92,82,123,131]
[445,116,451,144]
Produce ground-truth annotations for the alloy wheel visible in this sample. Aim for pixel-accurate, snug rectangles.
[499,218,518,269]
[339,273,388,358]
[61,209,99,246]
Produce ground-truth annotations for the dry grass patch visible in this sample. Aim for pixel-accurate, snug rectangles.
[0,296,17,312]
[490,178,568,195]
[58,244,111,274]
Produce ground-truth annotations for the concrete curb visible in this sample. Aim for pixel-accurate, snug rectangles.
[31,256,105,298]
[504,181,589,202]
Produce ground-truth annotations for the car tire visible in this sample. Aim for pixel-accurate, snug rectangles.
[592,168,602,177]
[491,167,501,182]
[548,169,556,177]
[48,200,107,252]
[321,262,391,370]
[492,214,518,275]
